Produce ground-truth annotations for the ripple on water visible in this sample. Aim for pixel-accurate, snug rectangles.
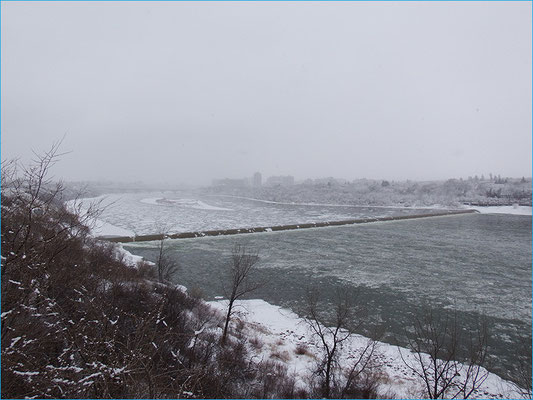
[124,211,531,380]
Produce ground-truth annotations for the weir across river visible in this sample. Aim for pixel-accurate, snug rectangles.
[98,209,478,243]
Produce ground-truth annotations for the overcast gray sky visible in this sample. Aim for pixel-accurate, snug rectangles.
[1,1,531,185]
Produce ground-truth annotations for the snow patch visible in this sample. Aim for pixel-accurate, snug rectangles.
[468,205,532,216]
[140,197,162,205]
[10,337,21,348]
[115,244,143,267]
[65,197,134,238]
[92,219,134,237]
[193,200,233,211]
[207,299,526,399]
[13,370,40,376]
[140,197,233,211]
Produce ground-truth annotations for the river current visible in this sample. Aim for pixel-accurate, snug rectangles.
[125,211,531,381]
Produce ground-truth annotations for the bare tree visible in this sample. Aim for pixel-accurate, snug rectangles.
[340,337,380,399]
[155,235,179,283]
[304,289,378,399]
[399,309,460,399]
[1,141,103,278]
[221,244,261,345]
[399,309,490,399]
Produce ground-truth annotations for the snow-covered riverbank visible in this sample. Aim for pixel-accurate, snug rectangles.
[65,196,135,237]
[206,299,525,399]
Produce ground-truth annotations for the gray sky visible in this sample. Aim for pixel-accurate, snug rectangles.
[1,1,531,185]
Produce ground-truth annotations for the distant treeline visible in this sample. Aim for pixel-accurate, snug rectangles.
[204,177,532,207]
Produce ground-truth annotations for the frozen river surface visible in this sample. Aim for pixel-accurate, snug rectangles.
[84,191,449,235]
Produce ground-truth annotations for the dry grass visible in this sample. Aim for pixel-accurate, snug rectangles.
[270,350,292,363]
[249,335,264,350]
[294,343,313,357]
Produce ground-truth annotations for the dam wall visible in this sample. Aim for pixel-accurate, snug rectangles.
[98,209,478,243]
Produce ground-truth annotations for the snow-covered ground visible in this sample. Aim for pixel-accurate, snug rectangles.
[91,219,134,237]
[207,299,526,399]
[468,205,532,216]
[114,243,145,267]
[65,196,135,237]
[141,197,233,211]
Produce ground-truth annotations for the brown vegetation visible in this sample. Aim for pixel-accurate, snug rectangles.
[398,309,490,399]
[304,289,380,399]
[3,145,514,399]
[0,147,297,399]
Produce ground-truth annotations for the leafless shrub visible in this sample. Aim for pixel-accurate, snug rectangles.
[271,350,291,363]
[137,260,158,279]
[250,335,264,350]
[304,288,380,399]
[399,308,490,399]
[1,145,338,399]
[295,343,311,356]
[1,147,215,398]
[155,234,179,283]
[342,368,381,399]
[221,244,262,344]
[251,360,299,399]
[340,337,380,399]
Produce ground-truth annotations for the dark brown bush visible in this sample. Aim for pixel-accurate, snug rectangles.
[1,149,333,399]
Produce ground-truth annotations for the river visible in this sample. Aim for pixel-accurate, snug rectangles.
[124,212,531,382]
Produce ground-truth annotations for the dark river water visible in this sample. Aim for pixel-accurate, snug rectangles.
[124,213,531,381]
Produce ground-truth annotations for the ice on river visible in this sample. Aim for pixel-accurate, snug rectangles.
[68,191,457,237]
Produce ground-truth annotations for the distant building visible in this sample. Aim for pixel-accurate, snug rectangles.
[265,175,294,187]
[313,177,345,186]
[212,178,248,188]
[252,172,262,188]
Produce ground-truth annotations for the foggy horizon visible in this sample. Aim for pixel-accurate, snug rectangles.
[2,2,531,186]
[52,168,532,188]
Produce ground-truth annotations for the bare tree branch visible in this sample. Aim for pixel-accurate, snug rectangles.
[399,308,490,399]
[221,244,262,345]
[303,288,378,399]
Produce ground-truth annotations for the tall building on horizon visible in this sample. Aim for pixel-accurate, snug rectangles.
[252,172,262,188]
